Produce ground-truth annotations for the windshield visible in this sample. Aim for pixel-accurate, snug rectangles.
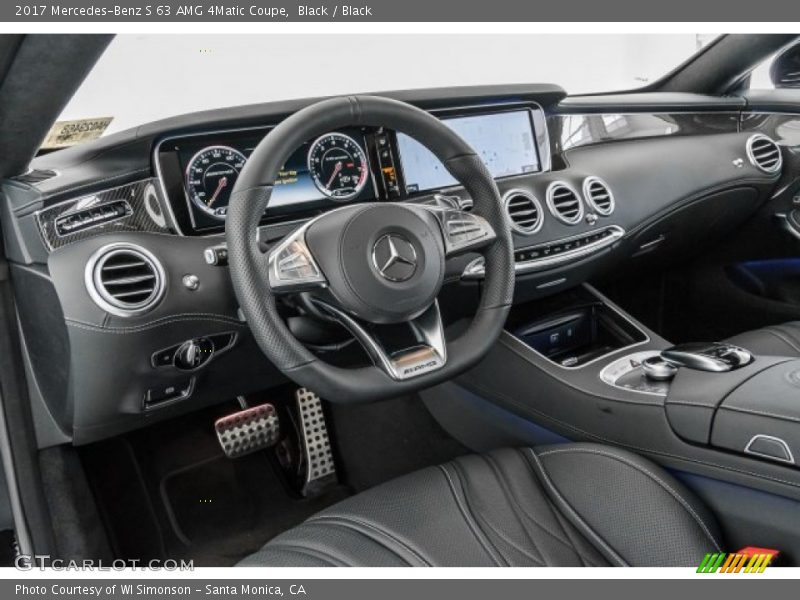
[52,33,718,146]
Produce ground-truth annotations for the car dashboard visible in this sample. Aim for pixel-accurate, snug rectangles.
[0,84,791,446]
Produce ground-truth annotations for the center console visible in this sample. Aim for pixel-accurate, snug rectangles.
[448,283,800,478]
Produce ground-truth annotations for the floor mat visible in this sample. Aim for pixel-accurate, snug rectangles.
[82,399,349,567]
[329,394,470,492]
[159,450,347,565]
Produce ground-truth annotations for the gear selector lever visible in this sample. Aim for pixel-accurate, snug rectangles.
[660,342,753,372]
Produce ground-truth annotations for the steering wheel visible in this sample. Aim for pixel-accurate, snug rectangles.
[226,96,514,403]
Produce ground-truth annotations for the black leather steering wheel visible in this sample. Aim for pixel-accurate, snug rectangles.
[226,96,514,402]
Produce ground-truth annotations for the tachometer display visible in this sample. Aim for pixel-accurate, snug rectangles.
[307,133,369,200]
[185,145,247,219]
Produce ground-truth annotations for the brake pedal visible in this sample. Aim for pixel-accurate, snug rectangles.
[215,403,280,459]
[295,388,337,496]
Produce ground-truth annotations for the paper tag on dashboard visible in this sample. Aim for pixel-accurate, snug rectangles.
[41,117,114,150]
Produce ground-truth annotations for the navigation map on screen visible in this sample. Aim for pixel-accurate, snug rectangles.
[397,110,540,193]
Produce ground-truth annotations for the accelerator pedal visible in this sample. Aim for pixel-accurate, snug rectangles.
[215,402,280,459]
[295,388,337,497]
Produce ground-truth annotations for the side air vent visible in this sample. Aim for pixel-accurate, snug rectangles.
[546,182,584,225]
[85,243,166,317]
[582,176,615,216]
[503,189,543,234]
[747,134,783,174]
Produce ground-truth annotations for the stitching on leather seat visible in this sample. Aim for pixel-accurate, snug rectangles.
[470,508,546,566]
[257,542,350,567]
[763,328,800,354]
[523,449,628,566]
[481,453,578,557]
[536,447,722,552]
[307,515,430,566]
[439,464,506,566]
[719,404,800,424]
[549,507,606,567]
[478,454,547,565]
[451,458,540,566]
[463,376,800,491]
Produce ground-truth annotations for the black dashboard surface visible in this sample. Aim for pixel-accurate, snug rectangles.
[0,84,786,448]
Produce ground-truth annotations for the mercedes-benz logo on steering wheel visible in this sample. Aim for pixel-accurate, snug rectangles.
[371,234,418,282]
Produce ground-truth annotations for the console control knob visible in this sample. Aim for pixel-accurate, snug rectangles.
[661,342,753,372]
[641,355,678,381]
[174,338,213,370]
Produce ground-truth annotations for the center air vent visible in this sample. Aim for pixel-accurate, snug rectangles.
[503,189,543,234]
[546,182,584,225]
[85,243,166,317]
[582,176,615,216]
[747,134,783,174]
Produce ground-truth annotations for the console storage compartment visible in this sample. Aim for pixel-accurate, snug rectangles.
[712,359,800,466]
[506,287,648,368]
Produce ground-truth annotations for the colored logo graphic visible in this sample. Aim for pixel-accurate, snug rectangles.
[697,547,779,573]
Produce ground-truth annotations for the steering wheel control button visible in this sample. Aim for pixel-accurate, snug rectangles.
[372,234,418,282]
[268,226,327,292]
[174,338,214,370]
[215,403,281,459]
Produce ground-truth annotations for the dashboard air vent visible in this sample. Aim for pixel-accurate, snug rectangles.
[86,244,165,317]
[582,176,615,216]
[503,190,543,234]
[546,182,584,225]
[747,134,783,174]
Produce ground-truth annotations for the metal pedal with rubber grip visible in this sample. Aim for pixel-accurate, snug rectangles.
[295,388,337,496]
[215,403,280,459]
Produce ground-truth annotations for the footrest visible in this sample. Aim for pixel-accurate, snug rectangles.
[295,388,337,496]
[215,403,280,459]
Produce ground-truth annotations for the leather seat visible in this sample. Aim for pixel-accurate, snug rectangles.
[238,443,723,567]
[725,321,800,357]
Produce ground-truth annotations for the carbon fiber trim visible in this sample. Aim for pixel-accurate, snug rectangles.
[35,178,171,251]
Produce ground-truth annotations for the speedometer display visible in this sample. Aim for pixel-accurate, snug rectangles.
[307,133,369,200]
[185,145,247,219]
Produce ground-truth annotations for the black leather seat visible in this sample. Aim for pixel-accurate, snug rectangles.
[725,321,800,357]
[238,443,723,567]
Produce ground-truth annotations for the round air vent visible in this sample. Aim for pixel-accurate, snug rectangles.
[746,134,783,174]
[546,181,584,225]
[582,176,615,216]
[503,189,544,234]
[85,243,166,317]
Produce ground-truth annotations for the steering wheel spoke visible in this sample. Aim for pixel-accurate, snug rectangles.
[267,224,328,293]
[312,299,447,381]
[411,205,497,257]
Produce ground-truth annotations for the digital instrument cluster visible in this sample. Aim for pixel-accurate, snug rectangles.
[155,107,543,234]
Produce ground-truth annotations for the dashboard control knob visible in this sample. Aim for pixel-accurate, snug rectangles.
[174,338,213,370]
[182,274,200,290]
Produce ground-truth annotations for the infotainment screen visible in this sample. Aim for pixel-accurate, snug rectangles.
[396,110,540,194]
